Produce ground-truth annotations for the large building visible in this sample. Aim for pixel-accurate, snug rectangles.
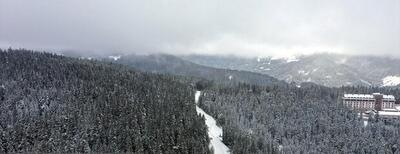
[343,93,396,111]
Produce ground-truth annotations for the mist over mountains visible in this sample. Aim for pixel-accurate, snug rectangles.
[2,0,399,58]
[61,50,400,87]
[182,53,400,87]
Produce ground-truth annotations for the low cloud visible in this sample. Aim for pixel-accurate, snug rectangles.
[1,0,399,57]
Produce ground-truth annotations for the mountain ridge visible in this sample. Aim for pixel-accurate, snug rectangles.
[182,53,400,87]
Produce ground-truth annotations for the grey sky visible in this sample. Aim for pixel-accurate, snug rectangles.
[0,0,399,57]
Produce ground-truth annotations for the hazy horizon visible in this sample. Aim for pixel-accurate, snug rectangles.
[1,0,399,58]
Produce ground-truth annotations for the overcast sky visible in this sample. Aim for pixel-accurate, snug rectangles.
[0,0,399,57]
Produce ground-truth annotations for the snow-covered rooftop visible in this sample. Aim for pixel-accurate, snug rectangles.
[343,94,395,100]
[344,94,373,99]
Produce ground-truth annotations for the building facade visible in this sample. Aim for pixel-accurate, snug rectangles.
[343,93,396,111]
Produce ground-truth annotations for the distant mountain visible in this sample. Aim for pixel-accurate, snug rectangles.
[182,53,400,87]
[109,54,285,87]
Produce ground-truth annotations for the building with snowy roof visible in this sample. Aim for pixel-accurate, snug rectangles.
[342,93,396,111]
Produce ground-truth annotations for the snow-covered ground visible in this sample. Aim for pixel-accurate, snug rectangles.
[382,76,400,86]
[360,79,372,86]
[108,55,121,61]
[357,113,369,127]
[195,91,230,154]
[363,120,368,127]
[195,91,201,103]
[271,55,299,63]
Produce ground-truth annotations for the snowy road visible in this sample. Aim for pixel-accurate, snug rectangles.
[195,91,230,154]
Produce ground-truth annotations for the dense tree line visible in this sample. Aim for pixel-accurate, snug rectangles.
[0,49,210,153]
[199,83,400,153]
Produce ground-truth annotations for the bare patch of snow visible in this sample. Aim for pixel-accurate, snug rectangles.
[298,70,310,76]
[108,55,121,61]
[363,120,368,127]
[363,119,368,127]
[228,75,233,80]
[195,91,201,103]
[278,145,283,152]
[382,76,400,86]
[271,55,299,63]
[257,66,271,71]
[360,79,372,86]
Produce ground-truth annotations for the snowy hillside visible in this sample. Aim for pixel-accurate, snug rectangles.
[108,55,121,61]
[183,54,400,87]
[195,91,230,154]
[382,76,400,86]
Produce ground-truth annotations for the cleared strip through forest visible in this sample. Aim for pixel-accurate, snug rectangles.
[195,91,230,154]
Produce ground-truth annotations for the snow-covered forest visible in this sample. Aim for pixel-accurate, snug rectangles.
[0,49,210,153]
[1,0,400,153]
[1,49,400,153]
[199,83,400,153]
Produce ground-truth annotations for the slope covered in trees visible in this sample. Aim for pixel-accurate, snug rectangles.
[111,54,284,87]
[110,53,400,153]
[183,54,400,87]
[0,49,210,153]
[199,83,400,153]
